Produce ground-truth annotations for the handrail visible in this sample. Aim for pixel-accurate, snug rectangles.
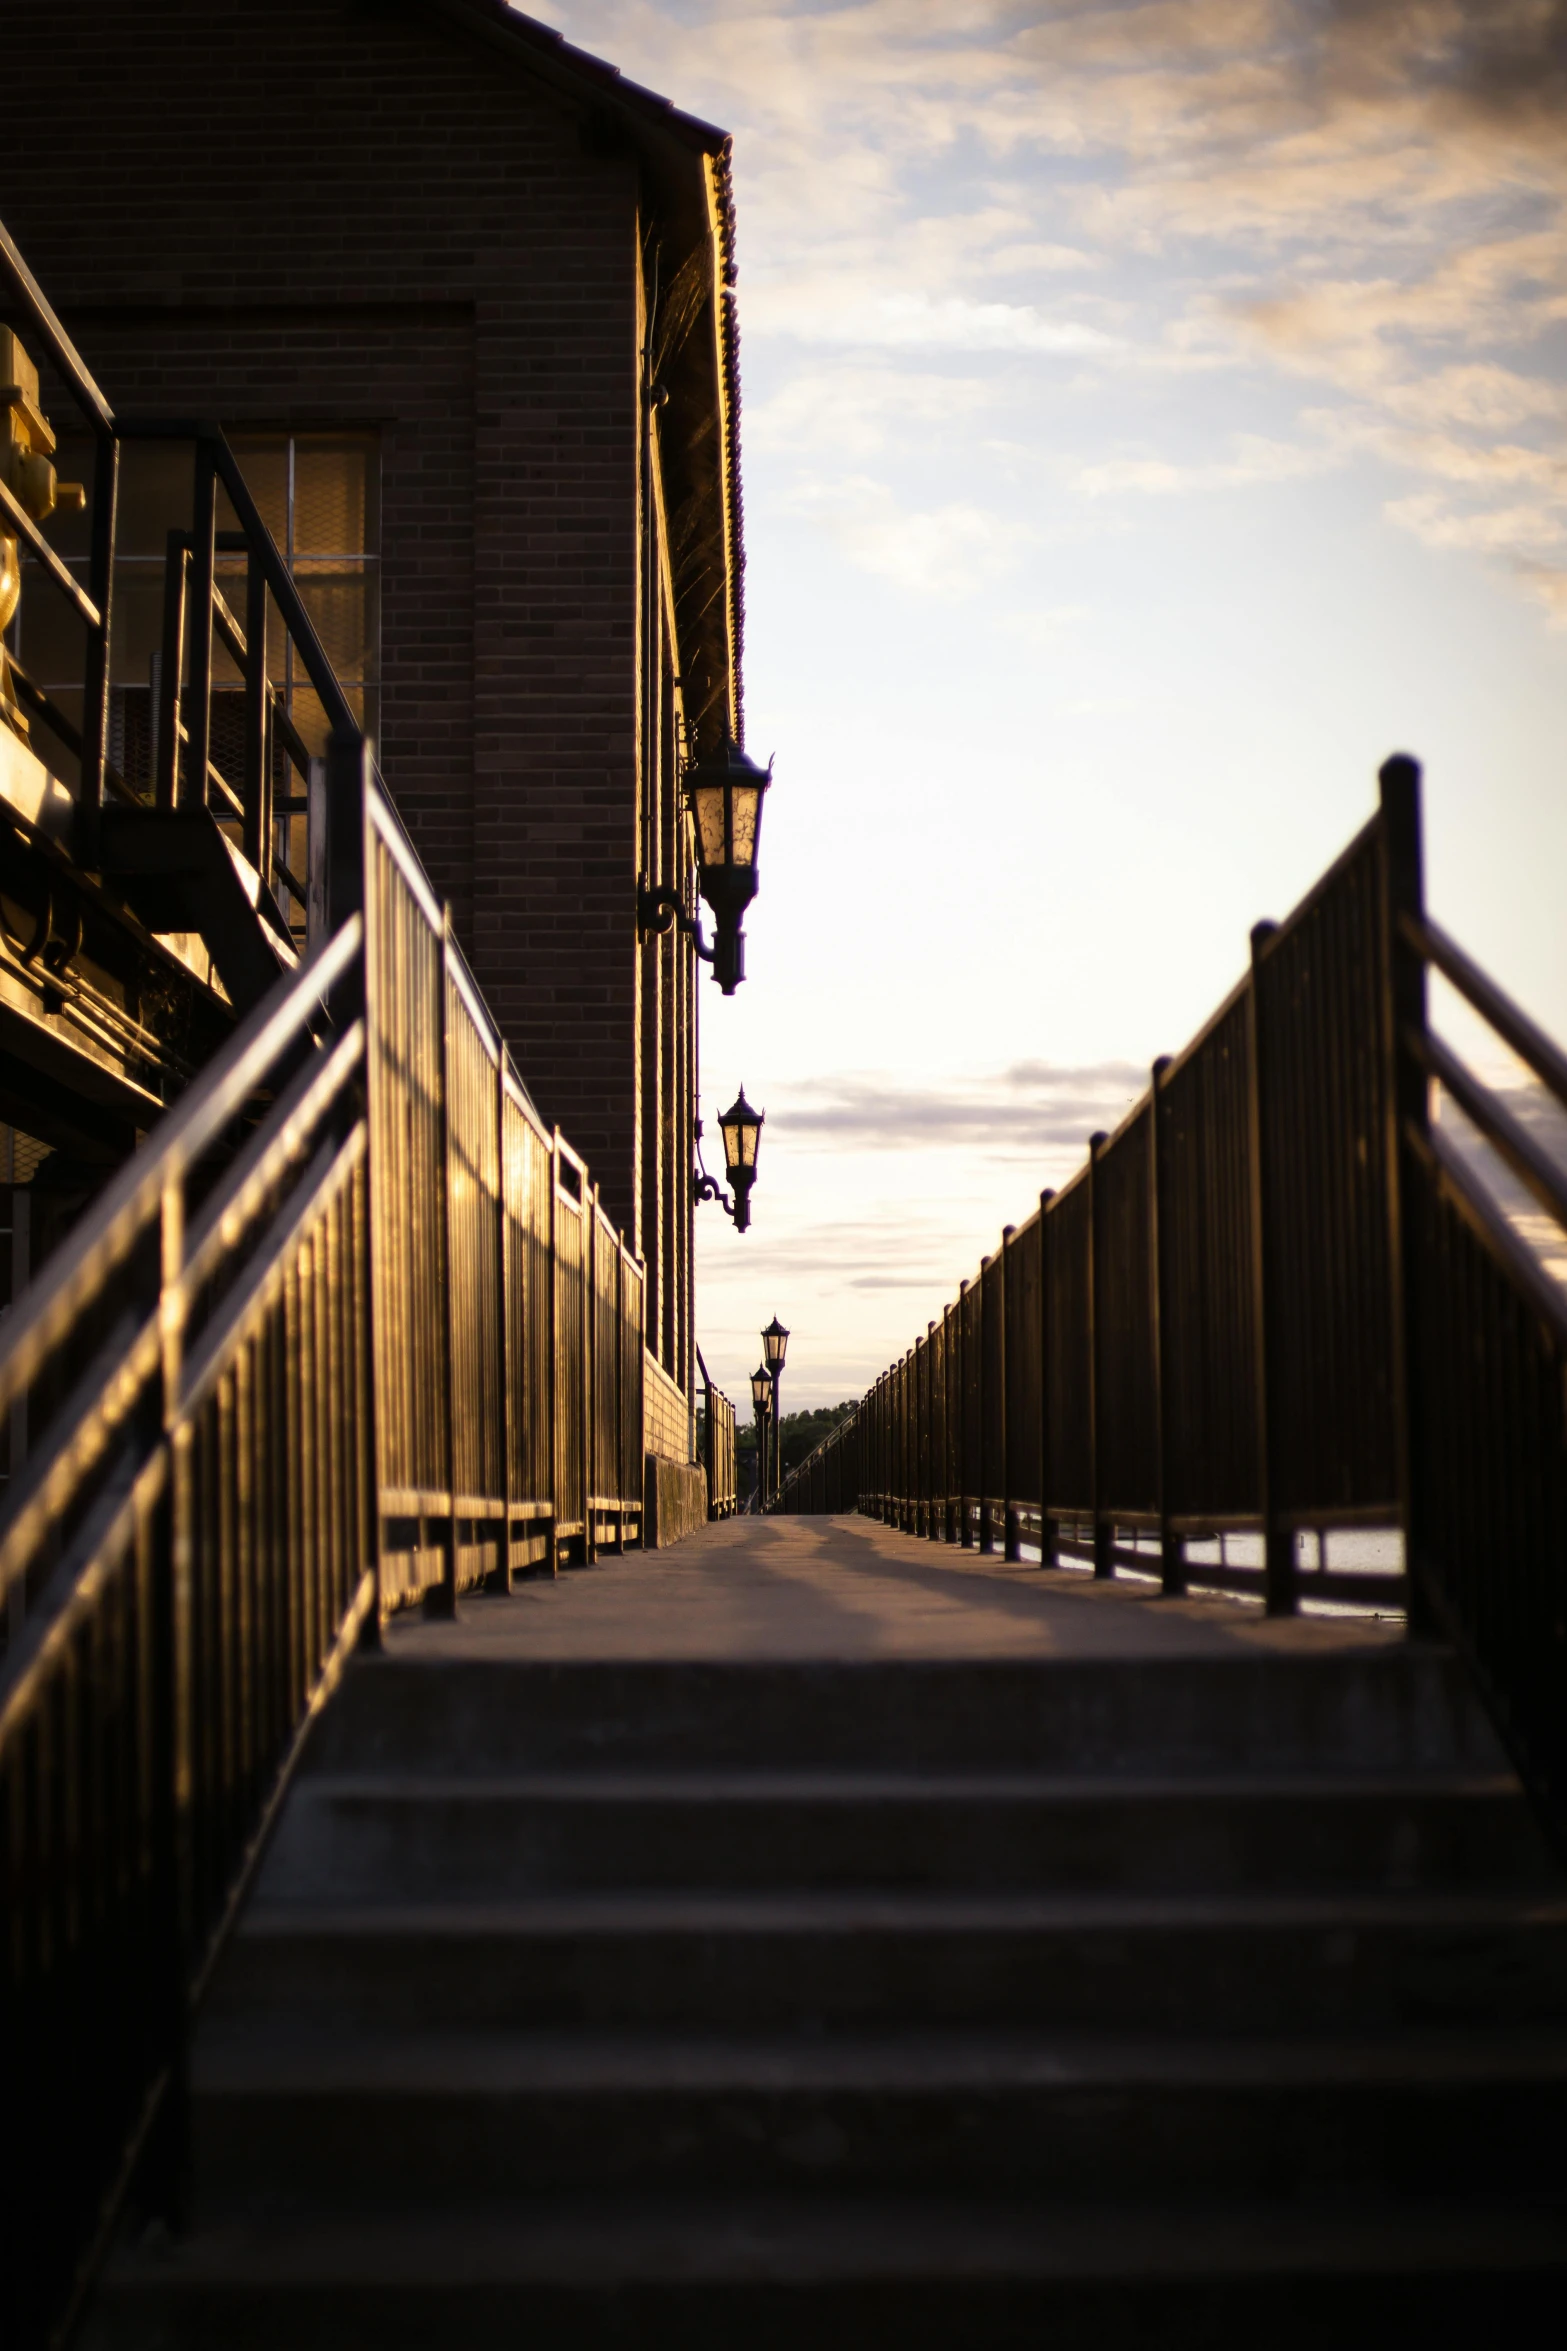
[1402,908,1567,1108]
[0,918,359,1423]
[0,217,115,432]
[2,746,655,2351]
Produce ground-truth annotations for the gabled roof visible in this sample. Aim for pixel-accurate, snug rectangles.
[424,0,745,745]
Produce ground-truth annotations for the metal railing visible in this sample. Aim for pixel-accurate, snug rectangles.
[776,760,1567,1832]
[0,727,649,2346]
[698,1348,737,1518]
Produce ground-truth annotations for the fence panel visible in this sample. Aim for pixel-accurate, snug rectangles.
[502,1079,554,1541]
[1046,1174,1093,1513]
[1157,992,1259,1524]
[1095,1104,1158,1517]
[959,1278,981,1535]
[622,1250,646,1517]
[1410,1139,1567,1806]
[553,1152,586,1544]
[981,1251,1005,1531]
[1254,823,1398,1520]
[366,801,447,1607]
[444,950,504,1587]
[1005,1211,1042,1511]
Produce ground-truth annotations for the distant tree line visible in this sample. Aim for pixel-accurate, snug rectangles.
[700,1399,859,1499]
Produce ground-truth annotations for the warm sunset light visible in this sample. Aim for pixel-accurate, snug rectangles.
[542,2,1567,1407]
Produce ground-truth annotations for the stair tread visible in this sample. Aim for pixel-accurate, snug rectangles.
[287,1768,1530,1800]
[103,2193,1567,2288]
[240,1887,1567,1935]
[193,2024,1567,2096]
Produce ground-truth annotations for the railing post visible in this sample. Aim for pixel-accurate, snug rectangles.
[978,1260,996,1554]
[495,1052,516,1591]
[925,1318,938,1539]
[155,531,189,811]
[146,1171,192,2226]
[184,441,216,812]
[242,552,269,878]
[78,425,117,868]
[431,908,460,1618]
[1378,753,1435,1637]
[545,1134,561,1576]
[1002,1225,1021,1560]
[1247,921,1294,1616]
[327,727,382,1640]
[1151,1057,1184,1596]
[584,1188,598,1564]
[957,1278,973,1547]
[1039,1188,1057,1566]
[1089,1133,1113,1578]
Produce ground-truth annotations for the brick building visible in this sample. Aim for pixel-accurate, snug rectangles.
[2,0,746,1496]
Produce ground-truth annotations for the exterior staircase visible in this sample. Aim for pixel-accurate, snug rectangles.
[90,1628,1567,2344]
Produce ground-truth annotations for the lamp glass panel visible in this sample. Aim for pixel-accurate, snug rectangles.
[727,781,762,870]
[691,781,728,868]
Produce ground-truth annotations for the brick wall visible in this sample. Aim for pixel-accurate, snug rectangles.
[2,0,655,1246]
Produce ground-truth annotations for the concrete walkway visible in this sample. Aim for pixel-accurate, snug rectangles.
[387,1514,1402,1663]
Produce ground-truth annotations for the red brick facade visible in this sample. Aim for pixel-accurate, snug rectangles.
[1,0,741,1404]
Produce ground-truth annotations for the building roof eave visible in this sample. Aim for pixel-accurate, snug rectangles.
[421,0,744,738]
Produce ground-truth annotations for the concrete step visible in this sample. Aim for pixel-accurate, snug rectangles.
[213,1890,1567,2036]
[188,2025,1567,2208]
[305,1652,1506,1777]
[88,2194,1567,2349]
[256,1768,1555,1904]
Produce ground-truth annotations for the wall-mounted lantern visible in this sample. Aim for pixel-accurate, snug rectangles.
[694,1086,763,1232]
[637,731,771,995]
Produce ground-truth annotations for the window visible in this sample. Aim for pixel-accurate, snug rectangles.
[10,429,379,802]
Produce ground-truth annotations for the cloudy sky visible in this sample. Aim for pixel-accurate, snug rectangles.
[548,0,1567,1413]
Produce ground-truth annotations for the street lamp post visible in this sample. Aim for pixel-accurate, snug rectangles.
[761,1315,789,1507]
[750,1363,772,1513]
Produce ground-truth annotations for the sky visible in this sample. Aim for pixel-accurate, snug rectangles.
[545,0,1567,1415]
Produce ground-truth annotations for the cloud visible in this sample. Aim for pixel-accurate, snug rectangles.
[782,473,1033,596]
[1078,431,1337,495]
[772,1059,1147,1155]
[751,287,1120,356]
[555,0,1567,622]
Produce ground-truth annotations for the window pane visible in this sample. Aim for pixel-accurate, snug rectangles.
[293,436,377,557]
[295,563,375,680]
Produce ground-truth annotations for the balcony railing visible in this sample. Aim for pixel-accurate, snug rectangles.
[0,218,652,2345]
[775,759,1567,1844]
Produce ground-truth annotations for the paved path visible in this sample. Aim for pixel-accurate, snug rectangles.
[387,1514,1401,1664]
